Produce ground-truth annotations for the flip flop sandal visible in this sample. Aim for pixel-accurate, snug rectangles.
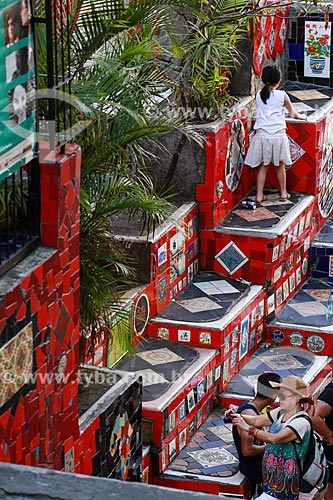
[256,195,267,204]
[280,194,291,202]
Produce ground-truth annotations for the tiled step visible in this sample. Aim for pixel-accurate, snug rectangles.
[147,271,267,388]
[265,277,333,356]
[156,407,248,497]
[115,337,220,475]
[219,345,332,408]
[200,192,317,289]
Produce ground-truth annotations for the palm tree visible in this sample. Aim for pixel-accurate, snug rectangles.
[36,0,280,355]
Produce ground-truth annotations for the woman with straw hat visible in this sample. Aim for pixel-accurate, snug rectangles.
[226,375,313,500]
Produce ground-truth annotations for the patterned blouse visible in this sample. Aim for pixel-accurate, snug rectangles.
[262,408,311,500]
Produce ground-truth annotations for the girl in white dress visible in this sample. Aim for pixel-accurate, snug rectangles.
[245,66,307,204]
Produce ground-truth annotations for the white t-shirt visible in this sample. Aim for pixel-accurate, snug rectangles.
[268,407,311,441]
[254,89,287,135]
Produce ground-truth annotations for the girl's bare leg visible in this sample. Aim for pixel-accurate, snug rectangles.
[276,161,288,199]
[256,163,269,202]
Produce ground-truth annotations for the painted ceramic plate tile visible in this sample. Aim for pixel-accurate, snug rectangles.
[137,348,184,365]
[271,329,284,344]
[290,332,304,347]
[307,335,325,353]
[135,369,168,386]
[188,447,238,467]
[177,296,222,313]
[215,242,248,275]
[250,329,256,349]
[289,301,328,317]
[134,294,150,334]
[276,286,283,307]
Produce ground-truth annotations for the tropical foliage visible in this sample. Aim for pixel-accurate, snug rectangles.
[37,0,277,349]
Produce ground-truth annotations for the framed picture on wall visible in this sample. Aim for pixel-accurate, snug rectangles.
[187,389,196,412]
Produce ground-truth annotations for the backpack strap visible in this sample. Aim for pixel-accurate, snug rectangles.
[290,413,313,472]
[292,440,302,472]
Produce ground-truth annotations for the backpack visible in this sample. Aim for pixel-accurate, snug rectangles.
[291,414,328,493]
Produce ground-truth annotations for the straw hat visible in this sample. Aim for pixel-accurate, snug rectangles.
[270,375,313,404]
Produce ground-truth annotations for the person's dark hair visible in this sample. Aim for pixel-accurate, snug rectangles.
[256,372,282,399]
[260,66,281,104]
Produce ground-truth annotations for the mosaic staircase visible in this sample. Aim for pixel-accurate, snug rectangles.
[93,82,333,495]
[157,346,332,497]
[265,215,333,354]
[144,84,333,495]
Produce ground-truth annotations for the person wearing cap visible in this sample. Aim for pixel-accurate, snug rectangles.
[226,375,313,500]
[312,382,333,500]
[230,372,281,498]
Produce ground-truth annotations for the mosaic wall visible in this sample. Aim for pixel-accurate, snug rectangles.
[0,146,81,468]
[196,109,256,231]
[78,381,142,480]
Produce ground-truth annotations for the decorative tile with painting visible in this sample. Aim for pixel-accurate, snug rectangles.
[178,400,186,423]
[199,331,211,344]
[239,316,249,360]
[187,389,196,412]
[178,329,191,342]
[197,379,206,401]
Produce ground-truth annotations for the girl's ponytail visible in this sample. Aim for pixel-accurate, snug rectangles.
[260,83,271,104]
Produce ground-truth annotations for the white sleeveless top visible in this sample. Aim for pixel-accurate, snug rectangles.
[254,89,286,134]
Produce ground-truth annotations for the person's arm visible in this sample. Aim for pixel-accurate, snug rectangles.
[226,408,271,428]
[284,94,307,121]
[312,401,333,444]
[233,413,299,444]
[239,409,265,457]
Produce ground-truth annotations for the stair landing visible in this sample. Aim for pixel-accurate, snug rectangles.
[220,345,332,408]
[217,192,314,237]
[158,407,246,497]
[265,277,333,355]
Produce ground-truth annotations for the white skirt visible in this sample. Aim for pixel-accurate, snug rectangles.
[245,129,292,168]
